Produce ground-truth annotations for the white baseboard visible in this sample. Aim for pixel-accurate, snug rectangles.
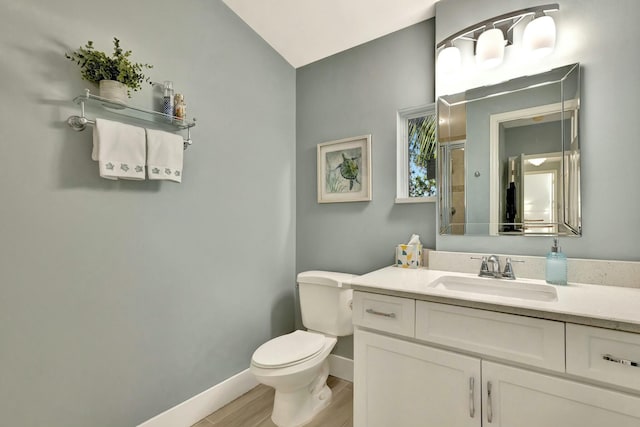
[137,356,353,427]
[137,369,258,427]
[328,354,353,382]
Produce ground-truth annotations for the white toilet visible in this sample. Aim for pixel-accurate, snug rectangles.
[250,271,355,427]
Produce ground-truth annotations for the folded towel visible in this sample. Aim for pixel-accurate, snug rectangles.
[92,118,146,180]
[146,128,184,183]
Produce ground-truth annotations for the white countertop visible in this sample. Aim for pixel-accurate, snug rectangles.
[351,266,640,333]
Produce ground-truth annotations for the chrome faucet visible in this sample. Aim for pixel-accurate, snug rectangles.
[471,256,495,278]
[471,255,524,279]
[487,255,501,277]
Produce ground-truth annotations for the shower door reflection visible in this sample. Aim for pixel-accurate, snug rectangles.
[440,142,465,235]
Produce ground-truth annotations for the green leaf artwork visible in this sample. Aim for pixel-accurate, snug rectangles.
[325,148,362,193]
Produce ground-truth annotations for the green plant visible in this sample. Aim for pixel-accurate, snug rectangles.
[408,113,438,197]
[408,113,437,167]
[65,37,153,96]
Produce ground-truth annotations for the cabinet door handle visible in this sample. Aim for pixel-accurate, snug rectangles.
[469,377,475,418]
[487,381,493,423]
[602,354,639,367]
[365,308,396,318]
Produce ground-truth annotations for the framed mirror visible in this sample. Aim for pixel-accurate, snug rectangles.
[437,63,581,236]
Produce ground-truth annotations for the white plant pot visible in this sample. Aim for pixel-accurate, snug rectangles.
[99,80,128,105]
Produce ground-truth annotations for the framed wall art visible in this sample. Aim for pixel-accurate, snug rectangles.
[317,135,372,203]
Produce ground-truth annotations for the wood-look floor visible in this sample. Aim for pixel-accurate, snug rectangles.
[192,376,352,427]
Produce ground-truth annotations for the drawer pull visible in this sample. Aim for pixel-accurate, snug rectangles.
[602,354,639,367]
[365,308,396,318]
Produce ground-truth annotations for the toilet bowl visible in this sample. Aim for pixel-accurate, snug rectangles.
[250,271,355,427]
[251,331,337,427]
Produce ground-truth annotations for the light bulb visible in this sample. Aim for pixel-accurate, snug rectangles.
[437,45,462,75]
[476,28,505,69]
[523,15,556,58]
[528,158,547,167]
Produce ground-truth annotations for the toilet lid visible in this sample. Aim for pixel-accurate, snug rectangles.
[252,330,326,368]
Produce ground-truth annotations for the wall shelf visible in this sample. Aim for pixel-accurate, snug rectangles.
[67,89,196,148]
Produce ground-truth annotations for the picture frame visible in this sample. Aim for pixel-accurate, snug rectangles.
[317,134,372,203]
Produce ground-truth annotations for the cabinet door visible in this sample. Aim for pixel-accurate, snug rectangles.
[354,329,481,427]
[482,361,640,427]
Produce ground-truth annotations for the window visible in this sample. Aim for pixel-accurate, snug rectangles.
[396,104,437,203]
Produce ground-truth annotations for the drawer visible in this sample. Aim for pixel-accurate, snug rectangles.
[352,291,415,337]
[566,324,640,392]
[415,301,565,372]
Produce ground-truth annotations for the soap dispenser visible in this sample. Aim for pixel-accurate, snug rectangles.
[545,238,567,285]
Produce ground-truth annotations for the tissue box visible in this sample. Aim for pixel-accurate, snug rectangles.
[395,244,423,269]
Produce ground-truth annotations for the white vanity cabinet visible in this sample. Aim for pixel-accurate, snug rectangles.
[354,329,481,427]
[353,291,640,427]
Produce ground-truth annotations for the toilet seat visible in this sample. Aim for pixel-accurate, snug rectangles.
[252,330,326,369]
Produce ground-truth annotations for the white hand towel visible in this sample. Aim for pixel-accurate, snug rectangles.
[146,128,184,183]
[92,118,146,180]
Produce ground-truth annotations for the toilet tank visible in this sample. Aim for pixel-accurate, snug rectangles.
[297,271,356,337]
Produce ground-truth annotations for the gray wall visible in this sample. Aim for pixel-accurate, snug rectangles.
[464,83,561,230]
[0,1,295,426]
[296,21,436,358]
[504,121,564,159]
[436,0,640,261]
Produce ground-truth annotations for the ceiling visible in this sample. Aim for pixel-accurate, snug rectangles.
[222,0,438,68]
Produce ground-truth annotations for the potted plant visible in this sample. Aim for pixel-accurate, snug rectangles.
[65,37,153,104]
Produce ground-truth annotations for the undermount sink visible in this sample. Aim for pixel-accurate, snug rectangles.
[427,275,558,302]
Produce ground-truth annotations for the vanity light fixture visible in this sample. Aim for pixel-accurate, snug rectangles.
[436,3,559,72]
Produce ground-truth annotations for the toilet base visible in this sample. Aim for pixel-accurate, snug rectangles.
[270,360,332,427]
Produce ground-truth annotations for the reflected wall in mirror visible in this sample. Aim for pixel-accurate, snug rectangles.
[438,63,581,236]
